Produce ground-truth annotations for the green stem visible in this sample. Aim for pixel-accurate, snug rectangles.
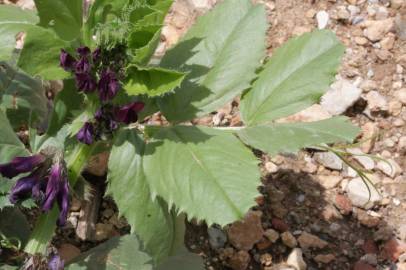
[24,143,96,255]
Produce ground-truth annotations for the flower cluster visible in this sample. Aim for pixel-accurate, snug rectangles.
[0,148,69,227]
[60,46,144,145]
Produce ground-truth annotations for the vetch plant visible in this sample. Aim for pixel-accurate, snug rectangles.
[0,0,361,268]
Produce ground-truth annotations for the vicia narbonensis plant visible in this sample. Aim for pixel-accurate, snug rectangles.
[0,0,360,268]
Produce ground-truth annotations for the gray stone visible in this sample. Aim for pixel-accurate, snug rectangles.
[321,79,362,115]
[314,152,343,170]
[346,177,382,209]
[208,227,227,249]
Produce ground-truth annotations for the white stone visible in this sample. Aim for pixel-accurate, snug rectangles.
[363,19,395,42]
[377,159,401,178]
[346,177,382,209]
[365,91,388,112]
[317,11,330,29]
[314,152,343,171]
[287,248,307,270]
[321,79,362,115]
[347,148,375,170]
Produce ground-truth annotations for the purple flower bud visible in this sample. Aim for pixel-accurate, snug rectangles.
[56,178,69,227]
[42,164,62,212]
[48,254,64,270]
[0,155,45,178]
[75,56,91,74]
[9,173,38,203]
[77,46,91,56]
[75,73,97,92]
[77,122,94,145]
[114,102,145,124]
[98,70,120,101]
[92,47,101,63]
[59,49,76,71]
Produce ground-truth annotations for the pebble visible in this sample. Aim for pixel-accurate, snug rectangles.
[360,122,379,153]
[391,0,404,9]
[287,248,307,270]
[321,79,362,115]
[229,250,251,270]
[356,209,380,228]
[395,88,406,105]
[316,11,330,29]
[58,244,81,263]
[317,175,343,189]
[227,211,264,250]
[382,238,406,261]
[281,232,297,248]
[271,218,289,232]
[365,90,388,112]
[265,229,280,243]
[334,194,353,215]
[363,18,394,41]
[377,159,401,178]
[347,148,375,170]
[265,161,278,174]
[208,227,227,249]
[314,152,343,171]
[354,261,376,270]
[297,232,328,249]
[314,254,335,264]
[94,223,115,241]
[395,13,406,40]
[346,177,382,209]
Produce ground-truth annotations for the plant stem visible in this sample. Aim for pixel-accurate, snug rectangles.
[24,143,96,255]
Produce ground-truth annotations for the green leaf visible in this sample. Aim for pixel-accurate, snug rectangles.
[34,0,83,41]
[0,110,29,163]
[47,79,84,136]
[0,5,39,61]
[240,30,345,126]
[66,234,153,270]
[0,177,13,210]
[17,27,70,80]
[0,61,48,129]
[158,0,267,122]
[128,25,162,65]
[237,117,360,155]
[143,126,260,226]
[107,129,174,263]
[0,207,31,247]
[124,65,186,97]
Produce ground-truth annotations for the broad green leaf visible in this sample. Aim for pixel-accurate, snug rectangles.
[0,177,13,210]
[237,117,360,155]
[0,110,29,163]
[0,207,31,247]
[17,27,70,80]
[47,79,84,136]
[144,126,260,226]
[66,235,153,270]
[158,0,267,122]
[0,5,39,61]
[34,0,83,41]
[0,61,48,129]
[124,65,186,97]
[240,30,345,126]
[106,129,174,263]
[128,25,162,65]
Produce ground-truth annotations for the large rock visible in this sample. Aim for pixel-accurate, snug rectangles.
[227,211,264,250]
[346,178,382,209]
[321,79,362,115]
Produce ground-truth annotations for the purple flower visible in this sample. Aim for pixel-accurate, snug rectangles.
[57,179,69,227]
[42,164,62,211]
[114,102,145,124]
[75,56,91,73]
[9,173,38,203]
[75,73,96,92]
[60,49,76,71]
[77,122,94,145]
[98,70,120,101]
[0,155,45,178]
[48,254,64,270]
[92,47,101,63]
[77,46,91,56]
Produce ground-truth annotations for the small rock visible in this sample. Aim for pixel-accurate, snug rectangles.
[314,254,335,264]
[382,238,406,262]
[395,13,406,40]
[354,261,376,270]
[94,223,115,241]
[375,6,389,20]
[346,177,382,209]
[314,152,343,170]
[334,194,353,215]
[356,209,380,228]
[70,198,81,212]
[373,226,393,241]
[365,91,388,112]
[363,18,394,42]
[271,218,289,232]
[380,34,395,50]
[391,0,404,9]
[256,238,272,250]
[337,7,350,21]
[321,79,362,115]
[287,248,307,270]
[265,161,278,174]
[362,239,379,254]
[395,88,406,105]
[360,80,378,92]
[360,122,379,153]
[377,159,401,178]
[58,244,81,263]
[347,148,375,170]
[281,232,298,248]
[265,229,280,243]
[276,104,331,123]
[229,250,251,270]
[227,211,264,250]
[355,36,369,45]
[298,232,328,249]
[317,11,329,29]
[317,175,342,189]
[208,227,227,249]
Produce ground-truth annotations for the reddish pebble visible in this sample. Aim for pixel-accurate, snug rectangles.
[382,238,406,262]
[353,261,376,270]
[334,194,352,215]
[362,239,378,254]
[271,218,289,232]
[256,237,272,250]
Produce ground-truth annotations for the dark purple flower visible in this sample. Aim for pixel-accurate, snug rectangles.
[60,49,76,71]
[92,47,101,63]
[75,73,96,92]
[48,254,64,270]
[42,164,62,211]
[0,155,45,178]
[77,46,91,56]
[114,102,145,124]
[98,70,120,101]
[56,179,69,227]
[9,173,38,203]
[77,122,94,145]
[75,56,91,73]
